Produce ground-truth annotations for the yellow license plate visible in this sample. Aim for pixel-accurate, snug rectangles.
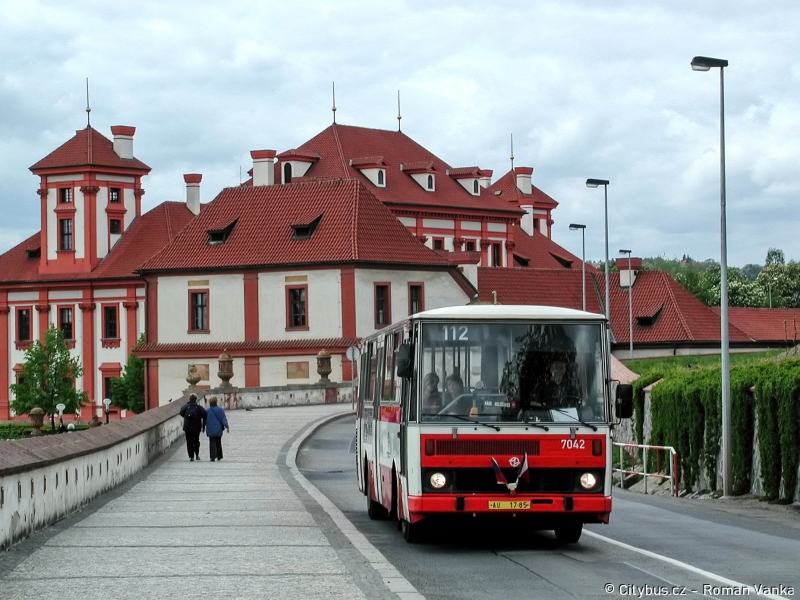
[488,500,531,510]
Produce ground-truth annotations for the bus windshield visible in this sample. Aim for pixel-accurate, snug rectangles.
[419,321,606,424]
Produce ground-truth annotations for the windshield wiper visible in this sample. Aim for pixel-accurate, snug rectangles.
[523,419,549,431]
[549,408,598,431]
[422,413,501,431]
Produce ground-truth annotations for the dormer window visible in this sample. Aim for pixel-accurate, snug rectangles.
[473,180,479,194]
[26,247,41,259]
[207,217,238,245]
[291,214,322,240]
[59,188,72,204]
[377,170,385,186]
[427,174,434,190]
[283,162,293,184]
[351,157,387,188]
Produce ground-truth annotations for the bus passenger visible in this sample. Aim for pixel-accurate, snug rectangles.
[422,372,442,415]
[444,372,465,404]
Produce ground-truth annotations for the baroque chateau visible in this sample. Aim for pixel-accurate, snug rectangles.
[2,118,769,419]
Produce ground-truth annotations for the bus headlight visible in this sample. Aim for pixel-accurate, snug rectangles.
[579,472,598,489]
[429,472,448,489]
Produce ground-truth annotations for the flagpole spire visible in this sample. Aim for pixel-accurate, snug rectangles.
[332,82,337,124]
[85,78,91,127]
[510,133,514,171]
[397,90,402,132]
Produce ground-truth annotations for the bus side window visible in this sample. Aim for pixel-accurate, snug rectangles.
[381,332,397,404]
[358,348,370,417]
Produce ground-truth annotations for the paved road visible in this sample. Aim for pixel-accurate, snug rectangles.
[298,416,800,600]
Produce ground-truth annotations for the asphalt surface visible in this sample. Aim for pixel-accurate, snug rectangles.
[298,415,800,600]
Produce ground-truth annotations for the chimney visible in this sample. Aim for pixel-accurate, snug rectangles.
[251,150,276,186]
[616,257,643,288]
[520,205,534,236]
[514,167,533,195]
[184,173,202,216]
[479,169,493,189]
[111,126,136,159]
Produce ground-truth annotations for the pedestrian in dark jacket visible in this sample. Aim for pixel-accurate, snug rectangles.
[205,396,229,462]
[179,393,207,461]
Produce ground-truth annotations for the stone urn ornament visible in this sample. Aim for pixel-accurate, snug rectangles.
[29,407,45,436]
[316,349,332,383]
[186,364,201,388]
[218,349,234,388]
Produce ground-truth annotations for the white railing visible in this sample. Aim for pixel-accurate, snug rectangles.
[612,442,679,497]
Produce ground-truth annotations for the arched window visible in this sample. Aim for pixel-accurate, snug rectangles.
[427,174,434,190]
[283,162,292,184]
[377,170,384,186]
[473,180,479,194]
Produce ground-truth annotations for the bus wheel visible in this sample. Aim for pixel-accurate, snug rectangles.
[554,522,583,544]
[367,493,388,520]
[401,519,422,543]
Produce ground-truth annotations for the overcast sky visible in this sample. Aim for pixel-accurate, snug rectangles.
[1,0,798,267]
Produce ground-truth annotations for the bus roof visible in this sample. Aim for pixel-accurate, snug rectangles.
[412,305,606,321]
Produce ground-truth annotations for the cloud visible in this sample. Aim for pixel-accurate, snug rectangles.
[1,0,799,266]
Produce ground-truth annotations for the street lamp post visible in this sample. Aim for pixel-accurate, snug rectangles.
[103,398,111,424]
[619,249,633,358]
[692,54,731,497]
[569,224,587,311]
[586,179,611,363]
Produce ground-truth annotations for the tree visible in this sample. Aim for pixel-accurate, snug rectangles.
[10,327,87,425]
[765,248,785,266]
[110,336,145,414]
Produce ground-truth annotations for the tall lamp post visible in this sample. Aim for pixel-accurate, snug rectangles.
[569,224,587,311]
[619,249,633,357]
[586,179,611,362]
[691,54,731,497]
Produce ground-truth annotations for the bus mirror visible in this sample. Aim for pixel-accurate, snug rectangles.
[396,343,414,378]
[615,384,633,419]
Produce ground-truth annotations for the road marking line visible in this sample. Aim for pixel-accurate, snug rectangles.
[287,411,426,600]
[586,530,790,600]
[624,562,720,599]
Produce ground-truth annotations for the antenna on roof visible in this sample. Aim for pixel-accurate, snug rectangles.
[332,82,337,124]
[397,90,402,132]
[85,77,91,127]
[510,133,515,171]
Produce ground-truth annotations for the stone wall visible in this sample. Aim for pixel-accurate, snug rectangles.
[0,401,182,551]
[199,382,355,411]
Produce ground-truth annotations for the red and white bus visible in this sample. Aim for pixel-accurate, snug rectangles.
[355,305,633,543]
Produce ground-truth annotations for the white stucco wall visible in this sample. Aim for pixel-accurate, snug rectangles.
[157,274,245,344]
[354,268,469,338]
[157,357,246,405]
[258,270,342,341]
[259,353,345,387]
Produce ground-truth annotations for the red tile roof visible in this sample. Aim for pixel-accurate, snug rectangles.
[139,179,457,272]
[486,169,559,209]
[289,124,521,217]
[0,202,194,284]
[711,307,800,343]
[29,126,150,172]
[510,225,598,271]
[606,272,751,345]
[476,268,752,346]
[478,268,604,313]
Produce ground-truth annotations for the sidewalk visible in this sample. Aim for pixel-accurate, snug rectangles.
[0,404,406,600]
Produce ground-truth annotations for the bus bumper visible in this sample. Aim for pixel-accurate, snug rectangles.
[407,494,611,523]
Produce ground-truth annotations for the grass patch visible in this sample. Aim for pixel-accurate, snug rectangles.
[622,350,781,375]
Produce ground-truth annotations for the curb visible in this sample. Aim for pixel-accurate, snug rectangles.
[286,410,425,600]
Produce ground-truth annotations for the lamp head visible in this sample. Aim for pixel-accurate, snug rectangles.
[691,56,728,71]
[569,223,586,231]
[619,249,632,255]
[103,398,111,409]
[586,178,609,188]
